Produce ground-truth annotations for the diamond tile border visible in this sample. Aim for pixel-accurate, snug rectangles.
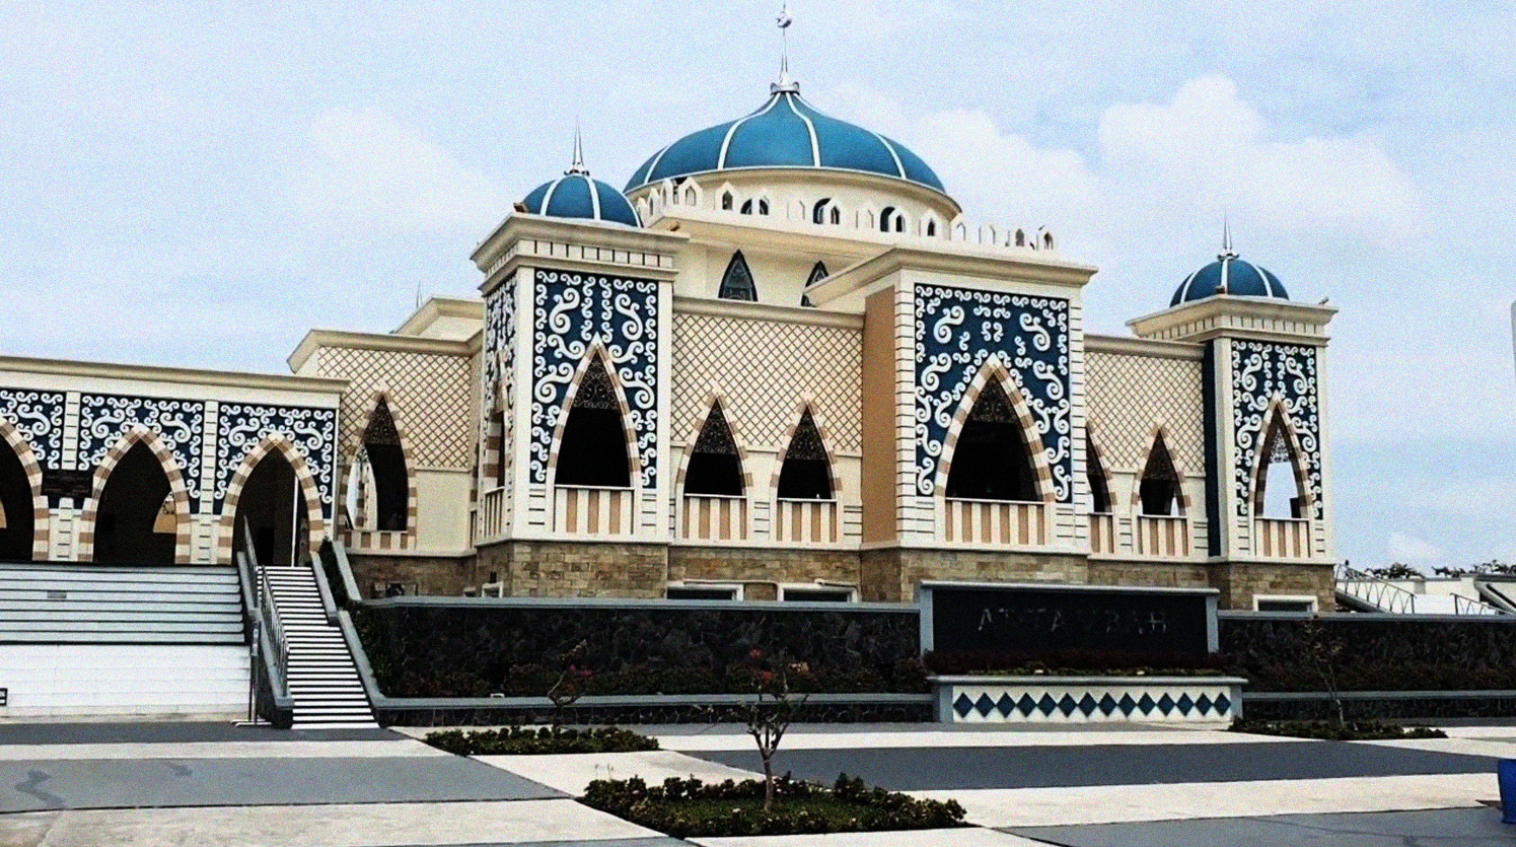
[939,678,1244,724]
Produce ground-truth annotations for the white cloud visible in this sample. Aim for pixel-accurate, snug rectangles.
[1387,531,1442,563]
[294,107,504,235]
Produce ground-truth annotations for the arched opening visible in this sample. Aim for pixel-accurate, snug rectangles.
[721,191,734,211]
[812,198,831,225]
[740,197,772,216]
[0,439,34,562]
[362,399,408,531]
[776,408,832,500]
[718,250,758,301]
[555,357,631,488]
[801,261,828,308]
[944,380,1039,501]
[94,442,175,565]
[684,402,743,496]
[233,451,307,566]
[1139,434,1184,516]
[1087,433,1111,514]
[880,206,896,232]
[1256,415,1306,518]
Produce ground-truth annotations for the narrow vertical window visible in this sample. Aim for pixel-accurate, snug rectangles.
[718,250,758,301]
[1256,416,1305,518]
[363,400,408,531]
[801,261,828,308]
[1087,433,1111,514]
[776,409,832,500]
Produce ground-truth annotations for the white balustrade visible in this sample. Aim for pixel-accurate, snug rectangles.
[1089,513,1116,554]
[773,499,839,543]
[552,486,635,536]
[1136,515,1191,557]
[1255,517,1311,559]
[475,486,507,544]
[942,499,1047,546]
[680,494,750,542]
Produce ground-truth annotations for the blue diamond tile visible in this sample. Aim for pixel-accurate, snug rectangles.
[1017,693,1038,716]
[1215,693,1232,715]
[1058,694,1078,716]
[975,693,996,716]
[1118,694,1137,716]
[996,693,1016,717]
[1098,694,1118,716]
[954,694,974,717]
[1177,693,1195,715]
[1195,693,1213,716]
[1158,694,1176,716]
[1078,693,1098,716]
[1038,694,1058,716]
[1137,694,1155,715]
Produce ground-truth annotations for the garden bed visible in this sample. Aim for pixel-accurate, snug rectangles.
[580,774,966,838]
[1229,719,1446,741]
[424,726,659,755]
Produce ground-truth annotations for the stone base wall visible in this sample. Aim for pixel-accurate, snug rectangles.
[348,553,479,599]
[669,547,861,600]
[476,540,669,598]
[860,547,1090,602]
[1088,559,1211,591]
[1209,561,1334,611]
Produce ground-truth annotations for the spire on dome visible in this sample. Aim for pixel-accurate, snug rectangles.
[772,1,799,94]
[1219,215,1237,260]
[565,123,589,176]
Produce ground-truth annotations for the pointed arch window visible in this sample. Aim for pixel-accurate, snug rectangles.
[880,207,905,233]
[685,402,744,497]
[718,250,758,301]
[926,220,937,237]
[812,198,831,225]
[721,191,734,211]
[801,261,827,308]
[1139,435,1183,516]
[555,357,631,488]
[95,442,175,565]
[1256,415,1306,518]
[1087,433,1111,514]
[0,436,34,562]
[945,380,1039,501]
[739,198,770,215]
[363,399,408,531]
[777,408,832,500]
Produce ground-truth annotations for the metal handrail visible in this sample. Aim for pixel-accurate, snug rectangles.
[1452,593,1503,616]
[1335,563,1417,614]
[258,563,290,695]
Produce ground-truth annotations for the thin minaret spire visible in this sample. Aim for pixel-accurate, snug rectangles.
[1220,214,1237,259]
[772,2,798,93]
[566,122,589,176]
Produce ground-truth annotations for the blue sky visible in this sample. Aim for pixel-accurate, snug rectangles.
[1,2,1512,570]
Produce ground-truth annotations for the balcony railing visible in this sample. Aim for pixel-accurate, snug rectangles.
[943,498,1046,546]
[475,485,507,544]
[1089,513,1116,554]
[553,485,635,536]
[680,494,749,542]
[1136,514,1190,557]
[773,498,839,543]
[1255,517,1311,559]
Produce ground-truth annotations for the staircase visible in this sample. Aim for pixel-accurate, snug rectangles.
[0,564,245,643]
[262,565,376,729]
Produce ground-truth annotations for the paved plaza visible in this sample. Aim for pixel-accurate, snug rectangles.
[2,720,1513,846]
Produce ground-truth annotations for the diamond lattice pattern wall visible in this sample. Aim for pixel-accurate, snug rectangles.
[1085,350,1204,473]
[316,346,476,469]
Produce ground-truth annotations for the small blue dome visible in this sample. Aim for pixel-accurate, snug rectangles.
[522,173,640,228]
[1170,251,1288,306]
[625,89,946,195]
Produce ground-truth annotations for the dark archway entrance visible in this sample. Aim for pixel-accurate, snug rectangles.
[95,442,175,565]
[233,451,306,566]
[555,357,631,488]
[0,439,34,562]
[945,381,1039,502]
[363,400,408,531]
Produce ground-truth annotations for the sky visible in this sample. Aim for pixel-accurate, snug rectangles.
[1,1,1512,571]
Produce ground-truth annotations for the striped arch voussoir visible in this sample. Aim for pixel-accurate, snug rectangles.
[79,425,193,564]
[349,388,419,547]
[675,387,754,494]
[217,434,325,564]
[767,396,843,497]
[1085,420,1115,510]
[0,415,49,561]
[1248,397,1315,517]
[936,358,1056,502]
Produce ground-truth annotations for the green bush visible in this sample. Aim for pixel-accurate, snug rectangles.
[1229,719,1446,741]
[424,725,659,755]
[580,774,966,838]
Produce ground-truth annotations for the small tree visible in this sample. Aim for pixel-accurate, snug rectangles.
[1365,562,1421,579]
[1301,617,1345,727]
[546,640,592,733]
[743,648,809,812]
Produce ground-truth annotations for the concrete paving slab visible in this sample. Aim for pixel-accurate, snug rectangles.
[0,799,661,847]
[690,827,1048,846]
[0,739,447,760]
[1,755,564,812]
[690,741,1497,790]
[912,773,1496,828]
[1008,806,1514,846]
[660,728,1292,752]
[475,750,762,796]
[0,721,395,744]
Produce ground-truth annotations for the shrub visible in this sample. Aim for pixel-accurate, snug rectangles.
[580,773,966,838]
[1229,719,1446,741]
[424,725,660,755]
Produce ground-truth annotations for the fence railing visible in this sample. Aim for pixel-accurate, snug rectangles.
[942,498,1046,546]
[553,485,635,535]
[1088,513,1116,554]
[1452,593,1503,616]
[1136,515,1190,557]
[476,485,507,543]
[252,545,289,695]
[1335,563,1417,614]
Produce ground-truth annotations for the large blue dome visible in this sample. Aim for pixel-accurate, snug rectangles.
[522,173,640,228]
[625,89,945,194]
[1171,251,1288,307]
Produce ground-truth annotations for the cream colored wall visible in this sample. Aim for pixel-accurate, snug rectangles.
[674,242,848,308]
[414,469,473,553]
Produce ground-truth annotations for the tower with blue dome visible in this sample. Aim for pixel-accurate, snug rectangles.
[520,132,641,228]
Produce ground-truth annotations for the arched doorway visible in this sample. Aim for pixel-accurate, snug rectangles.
[0,439,34,562]
[233,451,307,566]
[94,442,175,565]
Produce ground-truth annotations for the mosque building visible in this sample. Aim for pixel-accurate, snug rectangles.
[0,55,1338,618]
